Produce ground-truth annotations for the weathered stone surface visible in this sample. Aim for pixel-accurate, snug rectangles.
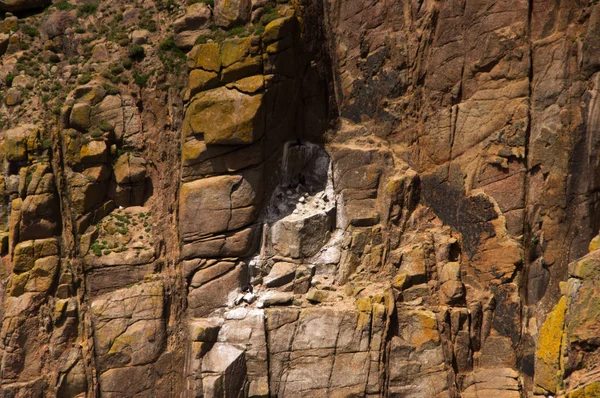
[13,238,59,273]
[188,263,247,317]
[111,153,147,207]
[270,207,335,258]
[462,368,521,398]
[5,88,22,106]
[184,87,264,145]
[69,103,91,131]
[214,0,251,28]
[174,2,211,48]
[91,281,165,372]
[260,291,293,307]
[182,139,263,180]
[265,306,386,396]
[188,69,220,97]
[188,43,221,72]
[79,139,107,165]
[189,318,223,342]
[5,124,37,162]
[534,296,567,393]
[113,153,146,184]
[181,225,259,259]
[180,169,262,240]
[264,262,296,288]
[388,308,449,396]
[4,1,600,397]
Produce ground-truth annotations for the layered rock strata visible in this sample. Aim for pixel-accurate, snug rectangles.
[0,0,600,397]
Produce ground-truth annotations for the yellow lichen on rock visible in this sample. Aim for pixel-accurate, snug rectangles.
[534,296,567,393]
[588,234,600,252]
[565,381,600,398]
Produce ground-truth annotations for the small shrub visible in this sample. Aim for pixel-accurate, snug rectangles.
[20,24,39,37]
[227,26,247,38]
[110,63,124,75]
[194,35,210,45]
[78,3,98,17]
[139,18,157,32]
[91,242,103,256]
[261,6,280,25]
[128,44,145,61]
[55,1,75,10]
[156,0,176,11]
[159,35,178,52]
[133,71,150,88]
[5,73,15,88]
[122,58,133,70]
[253,23,265,36]
[78,71,92,84]
[531,236,539,247]
[40,137,52,149]
[158,35,186,73]
[75,26,85,34]
[102,83,120,95]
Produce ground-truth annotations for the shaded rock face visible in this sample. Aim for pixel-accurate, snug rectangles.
[0,0,49,12]
[1,0,600,397]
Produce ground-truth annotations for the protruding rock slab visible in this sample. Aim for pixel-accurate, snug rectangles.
[179,169,263,240]
[270,207,335,259]
[184,87,264,145]
[188,262,248,317]
[202,344,248,397]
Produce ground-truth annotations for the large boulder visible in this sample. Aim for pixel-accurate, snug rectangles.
[214,0,251,28]
[174,2,212,48]
[179,169,262,239]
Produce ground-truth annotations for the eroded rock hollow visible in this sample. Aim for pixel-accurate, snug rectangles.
[0,0,600,397]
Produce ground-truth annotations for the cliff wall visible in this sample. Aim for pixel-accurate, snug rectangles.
[0,0,599,397]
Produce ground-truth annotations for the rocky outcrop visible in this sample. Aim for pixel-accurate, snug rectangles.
[1,0,600,397]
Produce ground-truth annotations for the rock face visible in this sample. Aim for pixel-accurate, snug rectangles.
[1,0,600,397]
[0,0,49,12]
